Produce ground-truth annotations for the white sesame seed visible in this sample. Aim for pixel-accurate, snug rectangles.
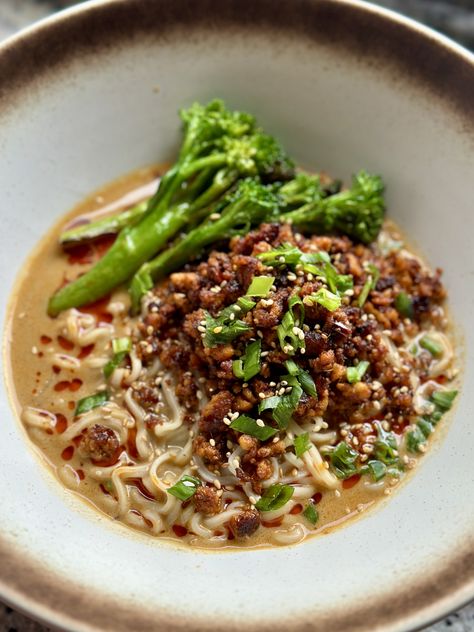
[256,419,265,427]
[258,392,266,399]
[213,326,223,334]
[32,346,38,354]
[209,438,216,447]
[197,325,206,333]
[287,273,297,281]
[209,212,220,220]
[249,496,257,505]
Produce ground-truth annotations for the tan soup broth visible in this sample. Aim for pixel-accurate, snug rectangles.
[6,167,455,549]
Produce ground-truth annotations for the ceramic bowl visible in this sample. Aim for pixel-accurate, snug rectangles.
[0,1,473,630]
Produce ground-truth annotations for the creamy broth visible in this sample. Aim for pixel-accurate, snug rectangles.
[6,167,457,549]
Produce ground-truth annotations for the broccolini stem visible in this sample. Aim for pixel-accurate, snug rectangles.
[48,170,237,316]
[59,200,148,245]
[129,190,276,312]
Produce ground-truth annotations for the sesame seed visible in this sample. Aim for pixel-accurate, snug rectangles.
[32,346,38,354]
[257,330,263,338]
[209,212,220,220]
[223,418,231,426]
[352,437,359,446]
[261,351,269,357]
[258,392,266,399]
[360,455,368,462]
[213,326,223,334]
[249,496,257,505]
[300,348,306,354]
[209,438,216,447]
[335,490,341,497]
[256,419,265,427]
[278,387,286,396]
[272,436,280,443]
[197,325,206,333]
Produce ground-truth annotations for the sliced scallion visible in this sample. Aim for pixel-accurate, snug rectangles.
[328,442,359,479]
[303,502,319,525]
[75,391,109,416]
[229,415,278,441]
[346,360,370,384]
[294,432,312,458]
[277,294,305,355]
[431,389,457,412]
[303,287,341,312]
[232,340,261,381]
[112,337,132,354]
[255,484,294,511]
[167,475,201,501]
[419,336,443,357]
[395,291,414,319]
[245,276,275,297]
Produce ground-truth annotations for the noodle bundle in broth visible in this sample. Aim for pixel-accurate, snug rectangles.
[7,100,458,548]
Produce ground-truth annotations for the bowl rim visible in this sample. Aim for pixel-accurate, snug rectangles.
[0,0,473,630]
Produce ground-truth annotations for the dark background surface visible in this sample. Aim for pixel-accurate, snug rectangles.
[0,1,473,631]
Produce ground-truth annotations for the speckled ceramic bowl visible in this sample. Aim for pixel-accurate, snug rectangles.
[0,1,473,630]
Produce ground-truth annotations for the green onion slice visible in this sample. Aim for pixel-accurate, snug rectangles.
[255,484,294,511]
[259,377,303,430]
[328,441,359,479]
[294,432,312,458]
[419,335,443,357]
[203,297,256,347]
[303,287,341,312]
[284,360,316,397]
[104,337,133,378]
[232,340,262,381]
[75,391,109,416]
[112,337,132,354]
[431,389,457,412]
[303,502,319,525]
[361,459,387,481]
[229,415,278,441]
[346,360,370,384]
[277,294,305,355]
[245,276,275,297]
[167,475,202,501]
[395,292,414,319]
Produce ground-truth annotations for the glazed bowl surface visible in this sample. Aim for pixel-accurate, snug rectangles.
[0,1,473,631]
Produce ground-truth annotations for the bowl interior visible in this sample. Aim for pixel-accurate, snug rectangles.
[0,1,473,631]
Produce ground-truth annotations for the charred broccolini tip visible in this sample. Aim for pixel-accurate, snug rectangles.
[281,170,385,245]
[129,178,279,312]
[48,101,292,316]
